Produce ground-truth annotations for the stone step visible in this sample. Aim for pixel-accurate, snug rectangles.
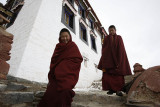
[72,91,127,107]
[0,92,34,105]
[90,81,102,90]
[0,90,45,107]
[6,82,27,91]
[0,83,7,92]
[72,102,126,107]
[124,75,133,84]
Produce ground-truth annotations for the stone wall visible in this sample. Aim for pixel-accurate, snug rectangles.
[0,27,13,79]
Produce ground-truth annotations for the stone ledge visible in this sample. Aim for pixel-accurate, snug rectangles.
[0,92,34,105]
[73,91,127,106]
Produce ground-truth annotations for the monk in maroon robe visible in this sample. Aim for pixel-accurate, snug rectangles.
[98,25,132,96]
[38,28,83,107]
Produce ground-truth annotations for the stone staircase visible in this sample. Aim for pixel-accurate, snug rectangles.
[0,76,47,107]
[0,76,131,107]
[72,91,126,107]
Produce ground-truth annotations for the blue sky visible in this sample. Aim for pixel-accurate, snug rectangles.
[1,0,160,70]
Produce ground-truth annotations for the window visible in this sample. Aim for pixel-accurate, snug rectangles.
[91,35,97,52]
[80,23,88,44]
[89,19,94,30]
[68,0,73,4]
[79,6,85,19]
[62,5,75,33]
[64,6,74,28]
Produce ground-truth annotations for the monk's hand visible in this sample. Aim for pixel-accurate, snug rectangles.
[116,65,119,68]
[115,66,119,71]
[102,69,106,72]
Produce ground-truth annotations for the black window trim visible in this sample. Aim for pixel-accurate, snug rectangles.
[79,22,88,45]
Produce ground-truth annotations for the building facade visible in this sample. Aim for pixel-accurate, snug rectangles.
[6,0,107,88]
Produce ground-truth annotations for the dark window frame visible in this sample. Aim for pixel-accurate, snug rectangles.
[89,19,94,30]
[79,23,88,45]
[79,5,86,20]
[64,8,74,28]
[68,0,73,4]
[90,34,97,53]
[61,5,75,33]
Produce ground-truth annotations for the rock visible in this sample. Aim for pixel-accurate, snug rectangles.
[0,92,34,105]
[33,97,42,102]
[6,82,27,91]
[0,84,7,92]
[11,103,29,107]
[124,75,133,84]
[7,75,33,84]
[0,27,13,80]
[90,81,102,90]
[73,91,126,107]
[0,75,47,106]
[0,59,9,79]
[0,30,13,61]
[72,103,85,107]
[7,75,18,82]
[0,52,11,61]
[35,91,45,97]
[16,78,33,84]
[32,102,39,106]
[127,66,160,106]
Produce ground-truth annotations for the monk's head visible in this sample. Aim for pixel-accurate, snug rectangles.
[108,25,116,36]
[59,28,72,43]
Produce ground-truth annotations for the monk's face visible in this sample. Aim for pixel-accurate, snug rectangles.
[60,32,70,43]
[109,28,116,36]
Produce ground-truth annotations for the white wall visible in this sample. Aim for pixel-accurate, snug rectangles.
[7,0,43,77]
[7,0,102,88]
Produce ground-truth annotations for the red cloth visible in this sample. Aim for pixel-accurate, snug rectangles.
[98,35,131,91]
[48,41,83,91]
[38,35,83,107]
[98,35,132,76]
[38,79,75,107]
[102,72,125,91]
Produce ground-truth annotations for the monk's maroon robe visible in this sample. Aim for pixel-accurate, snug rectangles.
[38,36,83,107]
[98,35,132,91]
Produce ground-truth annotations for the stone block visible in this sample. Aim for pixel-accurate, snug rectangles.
[0,59,9,79]
[0,52,11,61]
[0,92,34,104]
[35,91,45,97]
[127,66,160,106]
[6,82,27,91]
[0,42,12,52]
[0,84,7,92]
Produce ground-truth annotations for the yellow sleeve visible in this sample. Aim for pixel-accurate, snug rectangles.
[102,69,106,72]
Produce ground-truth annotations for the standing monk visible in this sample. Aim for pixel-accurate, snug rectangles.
[98,25,132,96]
[38,28,83,107]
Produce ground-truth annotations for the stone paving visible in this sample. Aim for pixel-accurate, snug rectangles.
[0,75,129,107]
